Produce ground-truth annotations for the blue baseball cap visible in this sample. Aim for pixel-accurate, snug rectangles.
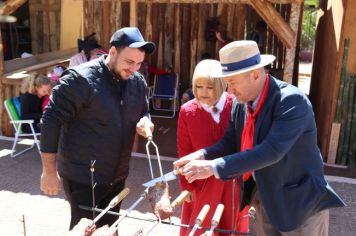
[109,27,155,54]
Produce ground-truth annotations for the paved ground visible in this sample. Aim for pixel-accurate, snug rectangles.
[0,139,356,236]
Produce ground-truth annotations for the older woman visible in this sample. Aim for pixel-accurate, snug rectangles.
[177,59,248,236]
[20,73,52,133]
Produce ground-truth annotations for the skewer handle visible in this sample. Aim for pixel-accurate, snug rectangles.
[195,204,210,224]
[145,124,153,139]
[109,187,130,208]
[171,190,190,209]
[211,204,224,224]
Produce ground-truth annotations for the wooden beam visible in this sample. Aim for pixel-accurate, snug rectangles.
[130,0,137,27]
[249,0,296,49]
[234,4,246,40]
[145,1,153,42]
[283,2,302,83]
[119,0,302,4]
[174,4,181,74]
[0,0,27,16]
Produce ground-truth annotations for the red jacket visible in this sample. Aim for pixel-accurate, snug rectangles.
[177,93,248,236]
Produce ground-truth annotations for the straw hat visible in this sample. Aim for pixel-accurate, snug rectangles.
[214,40,275,77]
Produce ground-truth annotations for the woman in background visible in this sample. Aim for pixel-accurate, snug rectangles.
[177,59,248,236]
[20,73,52,133]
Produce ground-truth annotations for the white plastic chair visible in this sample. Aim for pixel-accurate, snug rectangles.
[4,97,40,158]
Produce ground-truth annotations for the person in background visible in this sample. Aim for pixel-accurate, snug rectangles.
[177,59,248,236]
[180,83,194,105]
[39,27,155,230]
[174,40,345,236]
[69,33,106,68]
[215,25,233,49]
[247,21,267,53]
[20,73,52,133]
[41,65,65,111]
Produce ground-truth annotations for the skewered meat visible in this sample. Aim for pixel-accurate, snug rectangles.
[144,181,174,220]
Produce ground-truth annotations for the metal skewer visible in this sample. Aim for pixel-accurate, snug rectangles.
[89,187,130,227]
[90,160,97,219]
[201,204,224,236]
[109,194,146,232]
[188,204,210,236]
[144,125,164,179]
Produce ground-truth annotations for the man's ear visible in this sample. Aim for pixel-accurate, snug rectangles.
[252,69,260,81]
[108,46,116,57]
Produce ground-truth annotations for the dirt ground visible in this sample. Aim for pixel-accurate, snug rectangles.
[0,137,356,236]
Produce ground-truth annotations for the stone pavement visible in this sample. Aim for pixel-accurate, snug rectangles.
[0,139,356,236]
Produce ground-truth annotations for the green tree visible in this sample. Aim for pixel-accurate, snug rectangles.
[301,0,318,50]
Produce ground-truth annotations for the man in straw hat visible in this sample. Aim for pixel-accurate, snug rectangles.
[174,40,345,235]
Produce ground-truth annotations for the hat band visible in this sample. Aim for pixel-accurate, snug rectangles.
[221,53,261,72]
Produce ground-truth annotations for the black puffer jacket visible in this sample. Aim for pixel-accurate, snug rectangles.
[40,56,149,185]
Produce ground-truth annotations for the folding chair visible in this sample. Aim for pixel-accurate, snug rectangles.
[149,73,179,118]
[4,97,40,158]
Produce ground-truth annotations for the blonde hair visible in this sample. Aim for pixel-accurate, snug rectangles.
[192,59,227,105]
[20,73,52,95]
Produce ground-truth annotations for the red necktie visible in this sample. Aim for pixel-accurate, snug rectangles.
[241,74,270,181]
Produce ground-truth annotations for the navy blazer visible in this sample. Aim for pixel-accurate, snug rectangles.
[204,76,345,232]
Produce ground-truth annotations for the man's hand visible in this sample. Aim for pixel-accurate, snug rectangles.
[173,150,205,170]
[136,116,154,138]
[180,160,214,183]
[40,152,61,196]
[40,171,61,196]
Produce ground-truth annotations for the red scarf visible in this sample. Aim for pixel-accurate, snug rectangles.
[241,74,270,181]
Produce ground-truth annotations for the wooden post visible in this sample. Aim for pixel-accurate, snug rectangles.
[145,1,153,42]
[327,123,341,164]
[235,3,246,40]
[164,4,174,67]
[111,0,122,35]
[94,1,102,44]
[283,3,301,84]
[189,4,199,79]
[174,3,181,75]
[196,4,208,62]
[103,1,111,49]
[130,0,137,27]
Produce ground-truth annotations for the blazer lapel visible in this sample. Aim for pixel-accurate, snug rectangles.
[254,77,280,144]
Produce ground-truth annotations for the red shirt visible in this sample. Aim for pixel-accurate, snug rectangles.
[177,93,248,236]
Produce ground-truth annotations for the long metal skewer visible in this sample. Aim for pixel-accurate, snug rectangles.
[90,160,97,219]
[202,204,224,236]
[189,204,210,236]
[89,187,130,227]
[145,126,164,179]
[109,194,146,232]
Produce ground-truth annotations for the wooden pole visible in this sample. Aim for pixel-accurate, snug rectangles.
[174,3,181,75]
[145,1,153,42]
[283,2,301,83]
[336,39,350,164]
[235,3,246,40]
[130,0,137,27]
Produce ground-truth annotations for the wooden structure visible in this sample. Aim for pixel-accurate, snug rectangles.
[82,0,304,93]
[0,0,305,136]
[310,0,356,162]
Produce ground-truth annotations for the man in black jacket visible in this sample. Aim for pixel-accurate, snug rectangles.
[40,27,155,229]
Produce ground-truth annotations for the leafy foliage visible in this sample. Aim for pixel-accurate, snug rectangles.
[301,0,318,50]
